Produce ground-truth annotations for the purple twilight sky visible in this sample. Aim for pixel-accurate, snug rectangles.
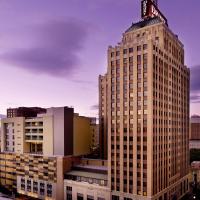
[0,0,200,117]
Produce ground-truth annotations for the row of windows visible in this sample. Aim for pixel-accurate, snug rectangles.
[21,178,52,197]
[110,45,148,57]
[65,175,107,186]
[111,54,147,67]
[66,187,105,200]
[25,121,43,127]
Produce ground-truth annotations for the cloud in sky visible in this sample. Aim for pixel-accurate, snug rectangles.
[191,94,200,101]
[0,19,89,77]
[190,94,200,103]
[190,65,200,107]
[90,104,99,110]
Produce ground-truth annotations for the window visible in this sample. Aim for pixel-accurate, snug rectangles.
[129,48,133,53]
[21,178,25,183]
[66,186,72,200]
[143,155,147,160]
[137,46,141,51]
[67,194,72,200]
[112,195,119,200]
[27,180,31,186]
[77,193,84,200]
[33,181,38,193]
[47,191,52,197]
[87,195,94,200]
[21,179,25,191]
[40,187,45,196]
[143,44,148,50]
[137,55,141,62]
[47,184,52,197]
[47,184,52,189]
[123,49,127,54]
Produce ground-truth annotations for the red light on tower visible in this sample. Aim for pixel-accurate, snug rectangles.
[141,0,168,26]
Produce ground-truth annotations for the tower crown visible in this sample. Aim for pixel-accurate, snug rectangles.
[141,0,168,26]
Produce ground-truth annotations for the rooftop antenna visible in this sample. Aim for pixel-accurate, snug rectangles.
[141,0,168,26]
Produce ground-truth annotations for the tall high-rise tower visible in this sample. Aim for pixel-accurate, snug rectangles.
[99,0,190,199]
[99,74,108,159]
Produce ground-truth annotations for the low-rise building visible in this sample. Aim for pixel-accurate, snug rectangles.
[1,107,95,157]
[189,161,200,183]
[7,107,46,118]
[0,106,98,199]
[0,153,16,192]
[64,159,110,200]
[0,152,81,200]
[190,115,200,149]
[90,118,99,152]
[190,140,200,149]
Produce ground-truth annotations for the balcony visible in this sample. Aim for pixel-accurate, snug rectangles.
[25,129,43,142]
[25,129,43,134]
[25,135,43,142]
[25,121,43,127]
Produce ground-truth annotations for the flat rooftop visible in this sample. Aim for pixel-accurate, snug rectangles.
[65,164,108,181]
[74,164,107,171]
[66,170,107,181]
